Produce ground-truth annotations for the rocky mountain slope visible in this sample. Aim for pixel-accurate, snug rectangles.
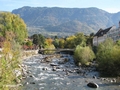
[12,6,120,36]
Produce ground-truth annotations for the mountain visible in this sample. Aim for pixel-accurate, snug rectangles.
[12,6,120,36]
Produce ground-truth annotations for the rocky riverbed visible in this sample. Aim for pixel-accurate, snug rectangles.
[22,54,120,90]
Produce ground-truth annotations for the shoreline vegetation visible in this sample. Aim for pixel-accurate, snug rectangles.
[0,49,39,90]
[0,11,120,90]
[0,12,28,90]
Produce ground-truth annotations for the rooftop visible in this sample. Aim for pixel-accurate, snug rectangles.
[94,27,112,37]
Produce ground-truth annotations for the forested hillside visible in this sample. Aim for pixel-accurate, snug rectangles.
[12,6,120,36]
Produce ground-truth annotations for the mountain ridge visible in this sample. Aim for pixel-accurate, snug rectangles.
[12,6,120,36]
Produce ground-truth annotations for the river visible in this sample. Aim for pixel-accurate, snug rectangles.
[22,54,120,90]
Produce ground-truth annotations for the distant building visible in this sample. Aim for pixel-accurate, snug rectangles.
[93,22,120,46]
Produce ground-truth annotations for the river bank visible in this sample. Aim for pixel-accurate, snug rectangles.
[22,50,39,59]
[21,54,120,90]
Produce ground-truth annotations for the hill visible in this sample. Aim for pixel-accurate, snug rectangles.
[12,6,120,36]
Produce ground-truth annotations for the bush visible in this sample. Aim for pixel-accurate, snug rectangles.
[74,45,95,66]
[44,44,56,54]
[96,38,120,76]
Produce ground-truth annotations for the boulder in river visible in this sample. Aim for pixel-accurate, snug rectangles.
[87,82,99,88]
[50,63,59,66]
[42,67,48,70]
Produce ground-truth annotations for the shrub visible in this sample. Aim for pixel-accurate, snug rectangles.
[74,45,95,66]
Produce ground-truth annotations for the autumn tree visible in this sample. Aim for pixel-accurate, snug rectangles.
[65,33,86,48]
[65,35,76,48]
[44,38,55,54]
[0,12,28,44]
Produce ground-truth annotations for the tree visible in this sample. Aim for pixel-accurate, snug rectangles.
[0,12,28,44]
[59,38,65,48]
[32,34,45,47]
[52,38,59,48]
[96,38,120,76]
[74,33,86,47]
[65,35,76,48]
[46,38,53,46]
[86,33,94,46]
[65,33,86,48]
[44,38,55,54]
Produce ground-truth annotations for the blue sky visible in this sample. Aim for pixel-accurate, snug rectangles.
[0,0,120,13]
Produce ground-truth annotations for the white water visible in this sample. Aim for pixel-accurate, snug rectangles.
[22,54,120,90]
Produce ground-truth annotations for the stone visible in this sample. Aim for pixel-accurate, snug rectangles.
[42,67,47,70]
[58,61,65,64]
[87,82,99,88]
[30,82,35,84]
[93,76,97,79]
[52,68,56,71]
[50,63,59,66]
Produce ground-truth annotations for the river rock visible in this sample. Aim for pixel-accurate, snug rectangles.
[30,82,35,84]
[42,67,48,70]
[58,58,68,64]
[44,57,52,62]
[87,82,99,88]
[50,63,59,66]
[52,66,57,71]
[52,68,57,71]
[93,75,97,79]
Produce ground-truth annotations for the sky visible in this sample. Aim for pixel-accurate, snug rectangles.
[0,0,120,13]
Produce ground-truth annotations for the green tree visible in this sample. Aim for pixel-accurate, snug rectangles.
[0,12,28,44]
[96,38,120,76]
[32,34,45,48]
[74,33,86,47]
[52,38,59,48]
[59,38,65,48]
[86,33,94,46]
[65,35,76,48]
[65,33,86,48]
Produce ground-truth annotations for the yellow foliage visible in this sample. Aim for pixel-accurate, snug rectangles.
[45,38,53,45]
[59,39,65,48]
